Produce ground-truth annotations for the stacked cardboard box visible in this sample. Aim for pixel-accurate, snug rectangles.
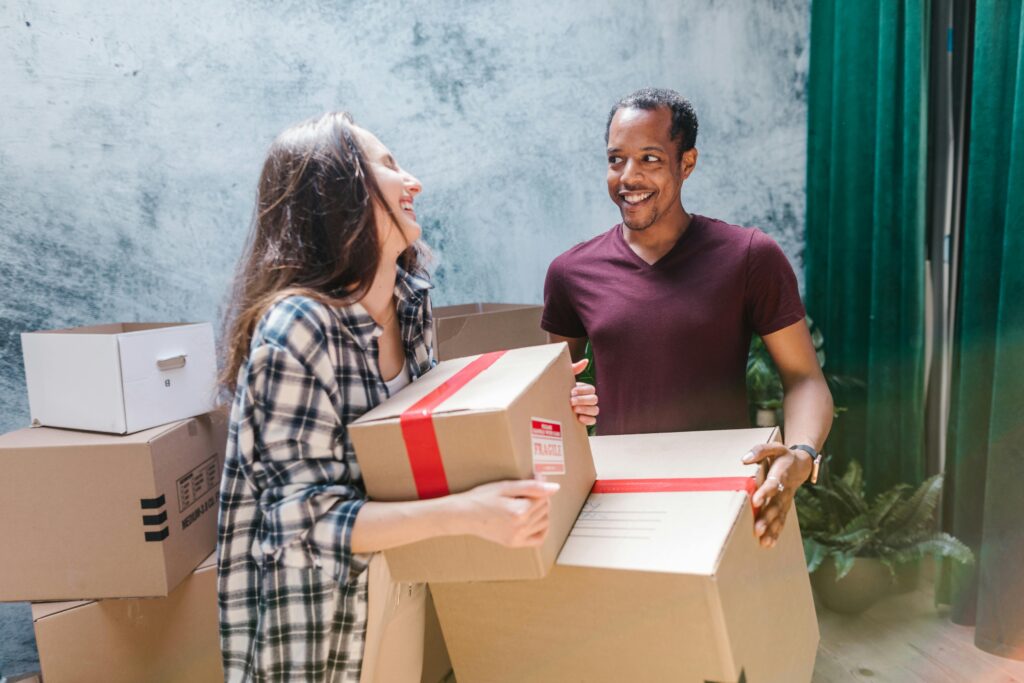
[432,303,546,361]
[1,322,224,683]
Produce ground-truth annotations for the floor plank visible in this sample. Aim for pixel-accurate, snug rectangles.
[815,584,1024,682]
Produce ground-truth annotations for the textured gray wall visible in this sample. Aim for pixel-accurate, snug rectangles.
[0,0,809,675]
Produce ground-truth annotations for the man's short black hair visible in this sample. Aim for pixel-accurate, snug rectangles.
[605,88,699,159]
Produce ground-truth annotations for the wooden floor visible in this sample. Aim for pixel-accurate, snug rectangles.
[815,583,1024,682]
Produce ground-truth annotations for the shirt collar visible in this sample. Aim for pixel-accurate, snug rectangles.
[339,266,432,351]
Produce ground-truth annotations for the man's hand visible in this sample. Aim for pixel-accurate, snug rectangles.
[569,359,599,427]
[742,443,814,548]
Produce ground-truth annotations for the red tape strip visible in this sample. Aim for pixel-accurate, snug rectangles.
[591,476,761,518]
[591,476,758,496]
[399,351,507,499]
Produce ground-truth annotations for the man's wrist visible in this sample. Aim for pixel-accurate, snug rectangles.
[788,444,821,484]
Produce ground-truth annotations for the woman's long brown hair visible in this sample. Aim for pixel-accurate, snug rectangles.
[218,111,422,398]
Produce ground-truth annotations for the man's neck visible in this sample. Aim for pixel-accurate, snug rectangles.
[621,205,692,265]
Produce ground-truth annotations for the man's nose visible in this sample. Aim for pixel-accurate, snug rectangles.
[621,159,641,185]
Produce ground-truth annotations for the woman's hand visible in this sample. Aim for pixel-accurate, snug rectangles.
[570,359,599,427]
[453,479,560,548]
[743,444,814,548]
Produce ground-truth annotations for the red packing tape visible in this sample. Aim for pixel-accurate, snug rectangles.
[591,476,758,496]
[399,351,507,499]
[591,476,761,517]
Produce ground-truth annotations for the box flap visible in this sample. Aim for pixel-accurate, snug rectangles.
[31,599,95,621]
[556,428,777,576]
[196,551,217,571]
[0,420,184,450]
[352,343,565,424]
[24,322,202,336]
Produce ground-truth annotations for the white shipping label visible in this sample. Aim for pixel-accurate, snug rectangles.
[531,417,565,475]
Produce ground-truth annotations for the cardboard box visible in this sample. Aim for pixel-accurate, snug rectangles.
[32,552,221,683]
[433,303,545,361]
[432,428,820,683]
[350,343,596,583]
[422,589,453,683]
[21,322,217,434]
[0,411,227,601]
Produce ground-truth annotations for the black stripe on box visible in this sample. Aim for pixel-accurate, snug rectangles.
[140,494,166,510]
[145,527,169,542]
[142,511,168,526]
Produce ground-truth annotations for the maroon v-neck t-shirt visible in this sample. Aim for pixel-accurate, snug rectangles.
[542,215,805,436]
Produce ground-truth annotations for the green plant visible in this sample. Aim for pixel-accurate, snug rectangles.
[795,460,974,581]
[746,315,853,419]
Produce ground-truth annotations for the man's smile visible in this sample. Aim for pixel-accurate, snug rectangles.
[620,190,655,206]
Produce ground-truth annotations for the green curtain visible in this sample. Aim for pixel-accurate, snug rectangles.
[942,0,1024,659]
[805,0,930,494]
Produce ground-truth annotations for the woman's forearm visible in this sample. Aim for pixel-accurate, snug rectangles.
[350,496,468,554]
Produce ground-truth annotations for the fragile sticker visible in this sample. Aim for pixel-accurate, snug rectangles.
[531,417,565,476]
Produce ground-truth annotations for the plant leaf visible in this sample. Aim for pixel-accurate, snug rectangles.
[883,474,943,534]
[803,538,830,573]
[841,460,864,495]
[834,551,856,580]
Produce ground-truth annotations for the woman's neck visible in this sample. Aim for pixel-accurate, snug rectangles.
[360,258,399,326]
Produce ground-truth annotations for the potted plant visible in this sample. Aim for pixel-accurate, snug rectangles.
[795,460,973,614]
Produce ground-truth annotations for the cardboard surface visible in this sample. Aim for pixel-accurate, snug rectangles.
[421,589,453,683]
[350,343,596,583]
[21,321,217,434]
[432,428,819,683]
[432,303,545,361]
[31,552,221,683]
[0,411,227,601]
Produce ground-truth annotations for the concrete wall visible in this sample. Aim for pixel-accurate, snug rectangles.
[0,0,809,674]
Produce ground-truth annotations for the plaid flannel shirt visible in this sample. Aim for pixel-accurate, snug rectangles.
[217,267,434,683]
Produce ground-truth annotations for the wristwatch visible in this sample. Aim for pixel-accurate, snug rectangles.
[790,444,823,485]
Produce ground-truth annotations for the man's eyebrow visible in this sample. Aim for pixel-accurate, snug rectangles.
[606,145,666,154]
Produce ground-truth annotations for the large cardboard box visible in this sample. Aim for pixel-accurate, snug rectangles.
[422,589,453,683]
[31,552,221,683]
[432,303,545,361]
[350,343,596,583]
[432,428,820,683]
[21,322,217,434]
[0,411,227,601]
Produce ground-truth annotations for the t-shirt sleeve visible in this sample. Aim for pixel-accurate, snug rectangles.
[541,254,587,338]
[745,229,806,336]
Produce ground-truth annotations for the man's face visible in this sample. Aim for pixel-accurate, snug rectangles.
[606,106,694,232]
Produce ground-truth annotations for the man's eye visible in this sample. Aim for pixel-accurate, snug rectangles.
[644,155,660,163]
[608,156,622,164]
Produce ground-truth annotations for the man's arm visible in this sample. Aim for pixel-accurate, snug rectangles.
[744,318,834,547]
[766,319,833,452]
[547,333,588,362]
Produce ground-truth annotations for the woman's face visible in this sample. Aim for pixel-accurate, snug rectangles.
[350,125,423,262]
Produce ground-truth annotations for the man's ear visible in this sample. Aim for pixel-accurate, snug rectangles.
[680,147,698,181]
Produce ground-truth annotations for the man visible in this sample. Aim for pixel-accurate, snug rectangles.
[543,88,833,548]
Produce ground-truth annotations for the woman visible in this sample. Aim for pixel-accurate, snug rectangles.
[216,111,598,682]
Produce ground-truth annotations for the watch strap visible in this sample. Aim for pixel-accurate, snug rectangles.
[790,444,822,485]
